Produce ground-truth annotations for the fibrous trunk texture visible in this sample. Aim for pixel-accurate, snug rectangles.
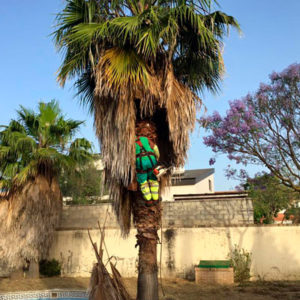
[133,193,161,300]
[0,175,62,275]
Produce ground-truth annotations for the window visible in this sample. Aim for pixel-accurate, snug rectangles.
[208,179,212,192]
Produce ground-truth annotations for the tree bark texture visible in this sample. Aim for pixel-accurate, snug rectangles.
[133,192,161,300]
[0,175,62,274]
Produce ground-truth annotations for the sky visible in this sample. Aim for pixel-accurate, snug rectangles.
[0,0,300,191]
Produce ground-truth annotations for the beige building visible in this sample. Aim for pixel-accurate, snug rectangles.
[162,168,215,201]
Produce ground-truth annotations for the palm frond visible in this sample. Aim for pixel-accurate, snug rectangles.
[202,10,241,37]
[0,100,93,193]
[75,69,96,114]
[54,0,99,47]
[98,47,149,89]
[13,160,38,187]
[69,138,93,165]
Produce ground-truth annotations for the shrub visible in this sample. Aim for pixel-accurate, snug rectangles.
[228,245,251,284]
[39,259,61,277]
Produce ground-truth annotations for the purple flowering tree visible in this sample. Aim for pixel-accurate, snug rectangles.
[202,63,300,192]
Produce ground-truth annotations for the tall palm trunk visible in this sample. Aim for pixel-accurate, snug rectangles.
[133,193,161,300]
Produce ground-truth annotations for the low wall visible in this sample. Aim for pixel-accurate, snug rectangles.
[59,198,253,230]
[49,225,300,280]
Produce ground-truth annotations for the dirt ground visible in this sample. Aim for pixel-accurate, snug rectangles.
[1,277,300,300]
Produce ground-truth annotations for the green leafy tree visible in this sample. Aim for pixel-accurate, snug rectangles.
[0,100,92,273]
[53,0,239,297]
[243,173,297,224]
[285,205,300,224]
[59,156,106,203]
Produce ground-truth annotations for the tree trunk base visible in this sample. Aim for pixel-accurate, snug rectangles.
[137,272,159,300]
[26,261,39,279]
[133,194,161,300]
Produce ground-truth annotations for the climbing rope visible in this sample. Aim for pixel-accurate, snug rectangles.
[159,206,166,297]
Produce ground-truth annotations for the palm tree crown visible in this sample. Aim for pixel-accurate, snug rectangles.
[0,100,92,195]
[54,0,239,94]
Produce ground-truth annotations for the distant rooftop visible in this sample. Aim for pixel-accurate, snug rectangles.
[172,168,214,186]
[173,190,248,201]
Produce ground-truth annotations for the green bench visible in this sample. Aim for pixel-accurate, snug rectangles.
[198,260,232,269]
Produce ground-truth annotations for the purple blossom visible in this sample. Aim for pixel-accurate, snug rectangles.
[209,158,216,166]
[269,71,279,81]
[240,123,250,133]
[225,167,237,179]
[239,169,249,180]
[203,136,218,148]
[201,63,300,191]
[211,111,222,122]
[282,63,300,79]
[259,83,271,93]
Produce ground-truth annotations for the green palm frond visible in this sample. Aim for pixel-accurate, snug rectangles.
[0,177,13,192]
[2,131,29,149]
[75,69,95,114]
[99,47,149,88]
[38,100,61,125]
[0,100,93,193]
[69,138,93,164]
[1,161,20,181]
[70,137,92,150]
[17,106,39,137]
[54,0,240,101]
[0,146,10,161]
[50,117,84,148]
[14,136,37,154]
[202,10,241,37]
[54,0,103,86]
[54,0,99,47]
[13,160,38,187]
[109,15,141,45]
[6,120,26,134]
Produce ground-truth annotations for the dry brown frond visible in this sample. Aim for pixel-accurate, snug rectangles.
[88,225,131,300]
[0,175,62,274]
[93,54,202,235]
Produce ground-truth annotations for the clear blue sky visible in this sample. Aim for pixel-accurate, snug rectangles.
[1,0,300,190]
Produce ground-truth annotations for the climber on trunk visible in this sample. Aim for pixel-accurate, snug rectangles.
[135,121,160,206]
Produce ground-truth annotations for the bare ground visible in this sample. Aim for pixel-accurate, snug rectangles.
[1,277,300,300]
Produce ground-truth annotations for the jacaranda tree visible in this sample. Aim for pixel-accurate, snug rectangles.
[202,64,300,192]
[53,0,239,298]
[0,100,92,275]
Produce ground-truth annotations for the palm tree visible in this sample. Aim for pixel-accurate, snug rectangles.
[53,1,239,298]
[0,100,92,275]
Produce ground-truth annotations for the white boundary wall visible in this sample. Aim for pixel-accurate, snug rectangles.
[49,225,300,280]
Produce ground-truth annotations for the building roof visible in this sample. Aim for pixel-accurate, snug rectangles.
[173,190,248,201]
[172,168,214,186]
